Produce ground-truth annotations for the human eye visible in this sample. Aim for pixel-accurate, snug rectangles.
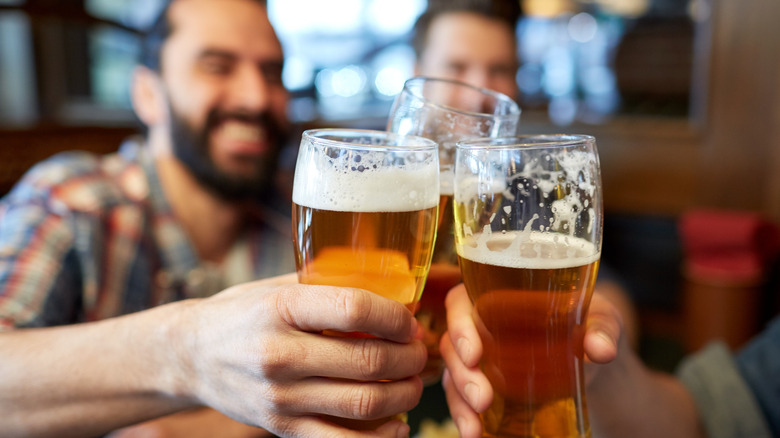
[198,52,236,76]
[446,62,467,75]
[261,62,284,85]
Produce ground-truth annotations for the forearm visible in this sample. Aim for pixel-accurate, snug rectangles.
[587,349,705,438]
[0,300,199,437]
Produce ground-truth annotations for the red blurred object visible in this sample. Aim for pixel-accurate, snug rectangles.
[679,209,780,284]
[679,209,780,351]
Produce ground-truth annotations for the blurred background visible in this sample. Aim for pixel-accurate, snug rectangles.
[2,0,780,371]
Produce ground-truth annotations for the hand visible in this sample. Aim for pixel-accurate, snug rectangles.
[175,274,427,438]
[440,284,623,438]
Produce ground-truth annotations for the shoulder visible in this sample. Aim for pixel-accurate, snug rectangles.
[676,342,773,438]
[3,148,149,214]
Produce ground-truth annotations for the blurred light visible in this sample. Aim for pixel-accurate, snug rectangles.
[367,0,426,35]
[516,64,543,95]
[594,0,650,18]
[568,13,598,43]
[287,97,318,122]
[542,47,574,96]
[282,56,314,91]
[523,0,576,18]
[688,0,711,22]
[86,0,163,29]
[549,96,577,125]
[370,44,415,98]
[581,65,615,95]
[315,68,336,97]
[331,65,366,97]
[269,0,363,34]
[374,67,405,96]
[544,67,574,96]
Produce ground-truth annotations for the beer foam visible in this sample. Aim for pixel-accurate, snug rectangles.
[457,231,600,269]
[293,159,439,212]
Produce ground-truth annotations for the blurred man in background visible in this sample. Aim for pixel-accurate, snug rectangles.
[407,2,638,434]
[412,0,520,100]
[0,1,425,437]
[412,0,638,347]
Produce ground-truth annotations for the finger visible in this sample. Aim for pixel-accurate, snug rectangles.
[442,369,483,438]
[275,284,417,343]
[584,293,623,364]
[273,376,423,422]
[444,284,482,368]
[272,334,426,382]
[439,328,492,413]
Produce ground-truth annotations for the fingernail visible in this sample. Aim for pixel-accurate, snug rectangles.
[456,337,471,360]
[464,382,479,408]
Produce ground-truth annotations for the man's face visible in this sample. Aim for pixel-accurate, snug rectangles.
[416,12,519,99]
[159,0,289,200]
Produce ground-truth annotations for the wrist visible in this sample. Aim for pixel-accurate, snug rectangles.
[148,299,202,406]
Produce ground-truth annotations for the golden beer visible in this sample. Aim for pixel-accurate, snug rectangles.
[291,128,440,430]
[457,232,599,438]
[416,192,461,380]
[292,204,437,311]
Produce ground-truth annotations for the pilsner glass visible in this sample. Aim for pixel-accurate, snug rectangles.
[291,129,439,429]
[454,135,603,438]
[387,76,520,383]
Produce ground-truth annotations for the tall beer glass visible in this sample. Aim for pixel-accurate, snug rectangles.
[454,135,602,438]
[387,76,520,383]
[291,129,439,428]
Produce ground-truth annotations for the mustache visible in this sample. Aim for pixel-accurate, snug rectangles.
[205,109,280,130]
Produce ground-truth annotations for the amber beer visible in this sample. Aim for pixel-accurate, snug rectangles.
[292,204,437,311]
[457,232,599,438]
[416,190,461,380]
[291,129,439,430]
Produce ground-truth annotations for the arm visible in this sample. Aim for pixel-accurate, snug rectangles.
[440,284,705,438]
[106,408,273,438]
[0,274,426,438]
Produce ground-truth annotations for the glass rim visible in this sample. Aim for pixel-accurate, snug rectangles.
[303,128,438,152]
[456,134,595,150]
[401,76,521,121]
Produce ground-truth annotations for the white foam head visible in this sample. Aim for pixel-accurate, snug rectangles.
[293,131,440,212]
[457,231,600,269]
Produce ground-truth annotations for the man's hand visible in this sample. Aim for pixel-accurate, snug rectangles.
[440,284,623,438]
[177,277,427,437]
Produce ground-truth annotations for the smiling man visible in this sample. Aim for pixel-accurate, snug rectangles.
[0,1,427,437]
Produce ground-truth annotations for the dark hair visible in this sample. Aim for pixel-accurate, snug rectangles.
[411,0,522,59]
[138,0,267,72]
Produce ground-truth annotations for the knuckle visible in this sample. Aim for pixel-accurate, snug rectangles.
[334,288,371,329]
[255,336,302,379]
[349,386,385,419]
[353,339,390,380]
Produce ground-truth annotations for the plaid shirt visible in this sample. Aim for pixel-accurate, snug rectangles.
[0,141,295,331]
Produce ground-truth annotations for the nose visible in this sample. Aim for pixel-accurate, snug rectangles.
[229,63,271,112]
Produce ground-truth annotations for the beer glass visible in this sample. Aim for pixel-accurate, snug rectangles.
[454,135,603,438]
[291,129,439,428]
[387,76,520,383]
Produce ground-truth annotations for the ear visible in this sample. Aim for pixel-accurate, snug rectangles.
[130,66,167,127]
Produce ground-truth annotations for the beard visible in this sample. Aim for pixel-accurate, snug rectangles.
[168,105,286,203]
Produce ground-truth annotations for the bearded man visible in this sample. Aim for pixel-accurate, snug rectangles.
[0,2,425,437]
